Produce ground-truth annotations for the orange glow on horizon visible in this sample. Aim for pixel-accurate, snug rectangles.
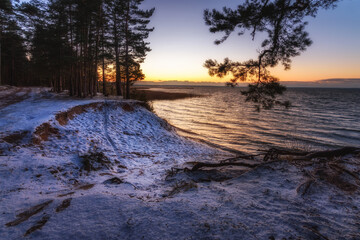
[141,61,360,83]
[138,0,360,86]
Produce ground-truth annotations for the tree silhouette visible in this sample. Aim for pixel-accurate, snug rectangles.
[1,0,154,98]
[120,0,154,99]
[204,0,339,110]
[1,1,31,87]
[0,0,13,85]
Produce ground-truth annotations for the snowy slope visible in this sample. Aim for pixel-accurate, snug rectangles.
[0,87,359,240]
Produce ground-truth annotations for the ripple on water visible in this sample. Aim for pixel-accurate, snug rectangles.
[152,87,360,154]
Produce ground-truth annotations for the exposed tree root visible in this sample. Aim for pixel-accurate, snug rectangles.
[56,198,72,213]
[261,147,309,162]
[24,215,51,236]
[57,192,75,198]
[77,184,95,190]
[5,200,53,227]
[103,177,123,185]
[296,179,314,196]
[191,147,360,171]
[176,147,360,196]
[303,147,360,160]
[164,181,197,198]
[329,163,360,184]
[260,147,359,161]
[220,154,260,162]
[187,147,359,172]
[191,161,259,171]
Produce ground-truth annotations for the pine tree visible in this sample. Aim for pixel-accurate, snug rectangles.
[1,0,154,98]
[120,0,154,99]
[204,0,339,110]
[105,0,124,96]
[0,0,13,85]
[1,0,32,86]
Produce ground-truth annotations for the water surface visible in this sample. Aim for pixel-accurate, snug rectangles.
[151,87,360,154]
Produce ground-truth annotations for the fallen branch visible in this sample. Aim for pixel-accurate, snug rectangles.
[220,154,261,163]
[259,147,309,156]
[187,147,359,175]
[24,215,51,236]
[6,200,53,227]
[329,163,360,184]
[296,179,314,196]
[260,147,359,161]
[304,147,359,160]
[191,161,259,171]
[261,148,309,162]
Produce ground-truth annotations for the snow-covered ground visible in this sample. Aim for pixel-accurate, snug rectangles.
[0,87,359,239]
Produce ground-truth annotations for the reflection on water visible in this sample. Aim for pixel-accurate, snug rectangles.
[152,87,360,154]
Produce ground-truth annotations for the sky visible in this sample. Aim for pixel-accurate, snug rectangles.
[140,0,360,83]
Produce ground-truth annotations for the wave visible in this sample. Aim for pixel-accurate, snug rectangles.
[152,87,360,154]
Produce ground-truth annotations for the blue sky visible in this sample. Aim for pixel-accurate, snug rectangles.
[140,0,360,83]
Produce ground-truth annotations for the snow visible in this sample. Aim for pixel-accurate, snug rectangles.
[0,88,100,133]
[0,87,359,239]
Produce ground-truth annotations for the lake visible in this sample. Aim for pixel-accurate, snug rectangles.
[151,87,360,154]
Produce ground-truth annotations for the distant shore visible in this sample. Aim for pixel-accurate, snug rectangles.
[132,87,201,101]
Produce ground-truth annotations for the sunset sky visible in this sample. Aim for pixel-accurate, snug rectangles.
[141,0,360,83]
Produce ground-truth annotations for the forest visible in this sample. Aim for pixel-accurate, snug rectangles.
[0,0,154,98]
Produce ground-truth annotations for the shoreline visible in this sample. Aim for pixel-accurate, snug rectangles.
[0,87,359,239]
[132,87,202,101]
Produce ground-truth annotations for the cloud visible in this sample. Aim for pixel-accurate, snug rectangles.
[282,78,360,88]
[136,80,231,87]
[136,79,360,88]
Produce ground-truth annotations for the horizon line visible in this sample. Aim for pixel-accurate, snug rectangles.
[136,78,360,88]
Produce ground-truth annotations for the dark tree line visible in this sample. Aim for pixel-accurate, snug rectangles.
[204,0,340,110]
[0,0,28,87]
[0,0,154,99]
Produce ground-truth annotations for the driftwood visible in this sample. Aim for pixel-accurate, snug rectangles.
[24,215,51,236]
[220,154,260,163]
[296,179,314,196]
[261,147,359,161]
[329,163,360,184]
[180,147,360,196]
[191,161,259,171]
[304,147,359,160]
[263,148,309,161]
[55,198,72,213]
[190,147,359,172]
[5,200,53,227]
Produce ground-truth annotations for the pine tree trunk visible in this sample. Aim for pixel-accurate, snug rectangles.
[102,22,106,96]
[102,55,106,96]
[0,30,2,86]
[93,4,101,96]
[99,3,106,96]
[0,38,2,86]
[0,19,3,86]
[11,49,15,85]
[84,24,89,96]
[69,4,75,96]
[113,13,122,96]
[78,51,82,98]
[125,2,130,99]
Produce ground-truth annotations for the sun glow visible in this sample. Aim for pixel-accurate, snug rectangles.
[139,0,360,84]
[98,64,115,82]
